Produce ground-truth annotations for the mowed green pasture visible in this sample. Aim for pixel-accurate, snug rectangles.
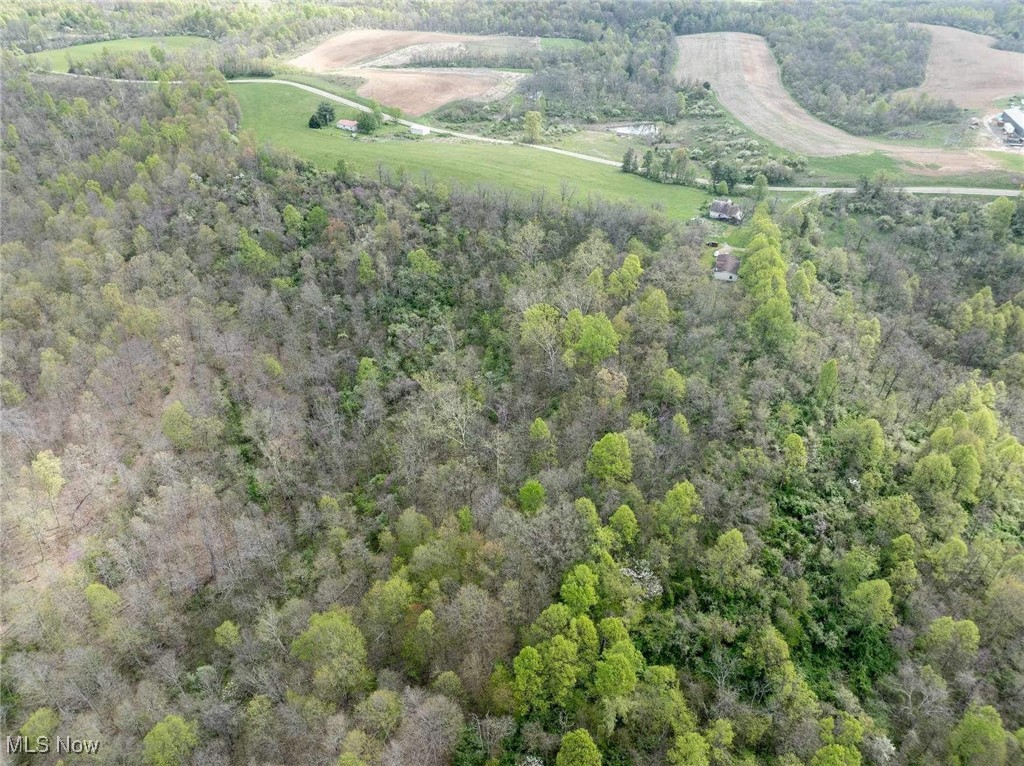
[231,83,708,220]
[30,36,214,72]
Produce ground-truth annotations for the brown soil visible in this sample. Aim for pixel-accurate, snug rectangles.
[337,67,524,116]
[290,29,537,71]
[674,32,1007,174]
[901,24,1024,109]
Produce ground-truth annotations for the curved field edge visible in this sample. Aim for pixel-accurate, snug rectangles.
[229,82,709,221]
[673,32,1012,178]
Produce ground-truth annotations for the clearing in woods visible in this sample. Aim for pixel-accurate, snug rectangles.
[28,36,214,72]
[288,29,537,114]
[899,24,1024,109]
[674,32,1008,175]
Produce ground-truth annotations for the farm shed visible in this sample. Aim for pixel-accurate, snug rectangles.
[336,119,359,132]
[1002,109,1024,137]
[409,124,431,136]
[709,199,744,224]
[713,250,740,282]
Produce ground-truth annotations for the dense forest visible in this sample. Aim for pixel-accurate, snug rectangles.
[4,11,1024,759]
[7,0,1020,132]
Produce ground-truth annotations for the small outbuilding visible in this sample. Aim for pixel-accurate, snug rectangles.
[409,124,431,136]
[1001,108,1024,137]
[713,249,740,282]
[336,119,359,132]
[709,199,744,224]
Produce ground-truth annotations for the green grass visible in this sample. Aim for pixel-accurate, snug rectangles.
[549,130,652,163]
[803,152,903,183]
[230,82,708,221]
[29,36,214,73]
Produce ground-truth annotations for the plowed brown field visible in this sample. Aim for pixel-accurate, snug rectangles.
[674,32,1007,174]
[337,67,524,116]
[289,29,534,115]
[290,29,537,70]
[900,24,1024,109]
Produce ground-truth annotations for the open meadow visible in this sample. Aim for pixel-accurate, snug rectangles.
[230,82,708,220]
[27,35,214,72]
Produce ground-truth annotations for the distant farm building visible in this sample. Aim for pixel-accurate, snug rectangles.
[709,199,744,224]
[713,249,740,282]
[409,124,431,136]
[613,123,658,137]
[1002,108,1024,137]
[336,119,359,132]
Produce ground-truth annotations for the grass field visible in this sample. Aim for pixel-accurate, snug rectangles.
[549,130,652,162]
[231,82,708,220]
[30,36,214,72]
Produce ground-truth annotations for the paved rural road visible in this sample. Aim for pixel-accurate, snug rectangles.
[44,73,1024,196]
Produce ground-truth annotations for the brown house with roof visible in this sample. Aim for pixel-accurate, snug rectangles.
[709,199,744,224]
[713,248,740,282]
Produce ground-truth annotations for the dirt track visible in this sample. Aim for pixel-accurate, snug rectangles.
[674,32,1007,174]
[901,24,1024,109]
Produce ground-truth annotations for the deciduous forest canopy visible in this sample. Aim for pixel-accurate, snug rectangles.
[2,1,1024,766]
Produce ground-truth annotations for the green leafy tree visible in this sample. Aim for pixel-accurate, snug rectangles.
[161,401,194,450]
[512,645,546,716]
[356,111,379,134]
[947,705,1007,766]
[529,417,556,469]
[542,633,582,707]
[518,479,546,515]
[656,481,701,539]
[143,715,199,766]
[85,582,121,625]
[668,732,710,766]
[214,619,241,650]
[704,529,762,592]
[594,650,638,698]
[782,433,808,475]
[237,228,277,274]
[561,564,599,614]
[587,433,633,484]
[847,579,896,628]
[291,609,370,699]
[919,616,979,676]
[817,359,839,405]
[31,449,65,499]
[609,504,638,547]
[303,205,329,244]
[309,101,336,128]
[19,708,59,753]
[556,729,601,766]
[608,254,643,300]
[523,110,542,143]
[810,744,861,766]
[562,310,619,368]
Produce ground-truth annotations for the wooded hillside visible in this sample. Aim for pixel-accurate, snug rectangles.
[2,11,1024,766]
